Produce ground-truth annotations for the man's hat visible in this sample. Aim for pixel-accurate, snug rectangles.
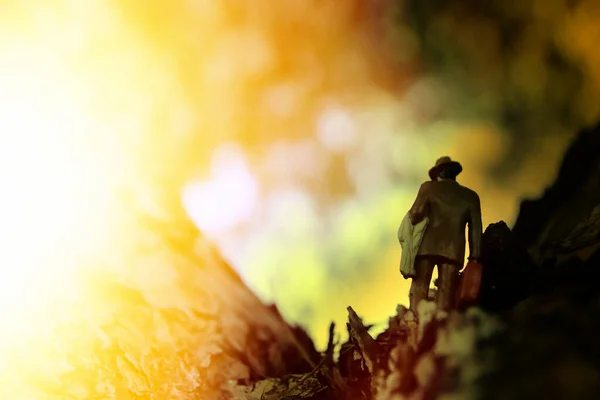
[428,156,463,180]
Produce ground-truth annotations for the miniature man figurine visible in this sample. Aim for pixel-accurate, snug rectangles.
[408,156,482,312]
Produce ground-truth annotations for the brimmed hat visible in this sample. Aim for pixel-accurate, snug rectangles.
[428,156,463,180]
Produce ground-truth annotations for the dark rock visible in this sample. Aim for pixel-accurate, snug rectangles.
[286,325,322,372]
[474,123,600,399]
[376,306,411,358]
[512,122,600,266]
[338,342,371,398]
[479,221,537,312]
[477,258,600,400]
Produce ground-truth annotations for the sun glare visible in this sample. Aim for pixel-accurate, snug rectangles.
[183,144,259,236]
[0,3,151,396]
[0,51,93,307]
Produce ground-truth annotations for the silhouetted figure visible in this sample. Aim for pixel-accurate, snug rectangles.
[408,156,483,312]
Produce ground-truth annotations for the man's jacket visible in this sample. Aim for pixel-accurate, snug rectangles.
[408,180,482,265]
[398,213,429,278]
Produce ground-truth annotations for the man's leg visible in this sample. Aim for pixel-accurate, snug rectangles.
[409,257,435,313]
[437,263,460,311]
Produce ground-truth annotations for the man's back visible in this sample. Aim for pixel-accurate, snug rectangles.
[410,180,482,265]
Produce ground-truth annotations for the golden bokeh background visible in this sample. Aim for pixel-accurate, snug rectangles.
[1,0,600,371]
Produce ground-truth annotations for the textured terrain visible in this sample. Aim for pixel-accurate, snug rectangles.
[9,123,600,399]
[229,122,600,399]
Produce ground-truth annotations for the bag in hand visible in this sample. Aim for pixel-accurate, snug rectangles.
[455,260,483,309]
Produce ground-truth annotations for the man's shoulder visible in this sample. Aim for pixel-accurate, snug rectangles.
[417,180,434,192]
[421,180,479,198]
[457,183,480,200]
[421,180,449,193]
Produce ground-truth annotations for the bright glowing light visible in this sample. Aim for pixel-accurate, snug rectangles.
[0,2,183,396]
[183,144,259,235]
[316,105,358,152]
[0,51,97,314]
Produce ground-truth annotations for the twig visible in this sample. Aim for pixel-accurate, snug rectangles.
[260,385,267,400]
[278,355,328,398]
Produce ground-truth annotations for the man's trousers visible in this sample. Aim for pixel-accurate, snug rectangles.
[409,255,460,313]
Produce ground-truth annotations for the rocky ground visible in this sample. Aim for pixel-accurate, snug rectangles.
[13,123,600,399]
[225,122,600,399]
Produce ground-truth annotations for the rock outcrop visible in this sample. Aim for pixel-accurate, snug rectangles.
[512,122,600,267]
[478,221,537,313]
[230,302,504,400]
[1,212,320,399]
[229,121,600,399]
[18,121,600,399]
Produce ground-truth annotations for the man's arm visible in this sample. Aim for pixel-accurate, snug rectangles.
[408,182,429,225]
[467,193,482,261]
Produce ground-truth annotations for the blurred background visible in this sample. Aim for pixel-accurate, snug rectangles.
[2,0,600,349]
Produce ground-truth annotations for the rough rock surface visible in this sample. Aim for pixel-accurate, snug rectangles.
[476,280,600,399]
[478,221,537,313]
[1,210,319,399]
[16,121,600,398]
[512,122,600,266]
[230,302,504,400]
